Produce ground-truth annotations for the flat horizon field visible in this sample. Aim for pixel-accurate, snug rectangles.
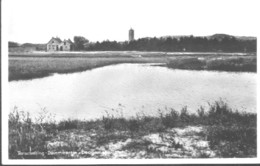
[8,51,257,81]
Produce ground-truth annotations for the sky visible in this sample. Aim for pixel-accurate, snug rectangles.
[4,0,260,44]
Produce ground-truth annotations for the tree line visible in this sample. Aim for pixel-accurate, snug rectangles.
[73,35,256,52]
[8,35,256,53]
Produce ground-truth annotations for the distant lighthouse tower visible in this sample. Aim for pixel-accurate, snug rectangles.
[129,28,134,41]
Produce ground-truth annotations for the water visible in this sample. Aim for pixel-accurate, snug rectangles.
[9,63,256,121]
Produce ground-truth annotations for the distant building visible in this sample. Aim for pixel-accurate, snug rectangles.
[129,28,134,41]
[47,37,74,51]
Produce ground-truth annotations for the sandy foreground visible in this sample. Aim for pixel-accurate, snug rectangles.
[18,126,215,159]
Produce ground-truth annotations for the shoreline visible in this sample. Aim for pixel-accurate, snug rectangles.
[9,52,257,81]
[9,51,256,56]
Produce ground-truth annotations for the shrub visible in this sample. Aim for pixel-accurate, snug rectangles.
[160,109,179,128]
[127,119,140,132]
[9,108,51,159]
[57,119,79,130]
[102,115,114,131]
[141,118,165,133]
[180,106,190,123]
[207,125,256,157]
[206,57,257,72]
[167,58,206,70]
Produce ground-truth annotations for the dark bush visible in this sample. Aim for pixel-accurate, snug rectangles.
[207,125,256,157]
[57,119,80,130]
[160,109,180,128]
[206,58,257,72]
[9,109,50,159]
[167,58,206,70]
[127,119,140,132]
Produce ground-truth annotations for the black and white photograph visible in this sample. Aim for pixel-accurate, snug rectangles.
[1,0,260,164]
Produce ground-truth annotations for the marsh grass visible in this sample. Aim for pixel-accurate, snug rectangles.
[167,57,256,72]
[9,56,167,81]
[9,101,256,158]
[9,53,256,81]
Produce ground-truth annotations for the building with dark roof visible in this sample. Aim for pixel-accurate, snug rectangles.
[47,37,74,51]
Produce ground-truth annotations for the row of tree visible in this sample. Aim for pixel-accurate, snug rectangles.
[73,35,256,52]
[8,35,256,53]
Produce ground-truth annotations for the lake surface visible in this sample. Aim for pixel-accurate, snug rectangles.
[9,63,256,121]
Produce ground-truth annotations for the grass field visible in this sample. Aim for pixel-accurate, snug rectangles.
[9,56,167,81]
[9,101,256,159]
[9,51,256,81]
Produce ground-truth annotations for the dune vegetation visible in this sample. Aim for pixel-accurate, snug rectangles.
[9,101,256,159]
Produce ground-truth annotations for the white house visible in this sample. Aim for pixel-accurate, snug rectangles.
[47,37,74,51]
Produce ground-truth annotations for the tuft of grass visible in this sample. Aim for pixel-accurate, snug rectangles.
[160,108,180,128]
